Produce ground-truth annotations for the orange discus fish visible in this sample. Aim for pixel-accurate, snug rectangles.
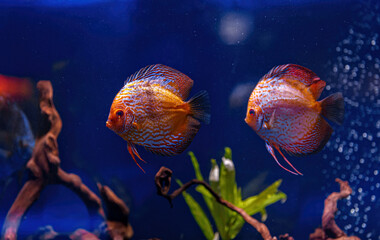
[0,74,33,100]
[106,64,210,172]
[245,64,344,175]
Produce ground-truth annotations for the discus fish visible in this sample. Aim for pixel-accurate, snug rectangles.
[245,64,344,175]
[106,64,210,172]
[0,74,33,100]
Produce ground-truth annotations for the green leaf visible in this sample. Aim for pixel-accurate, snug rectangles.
[209,159,219,189]
[224,147,232,160]
[229,181,285,239]
[242,180,286,216]
[220,148,237,205]
[219,147,241,240]
[260,208,267,222]
[197,158,229,240]
[176,179,214,240]
[181,149,287,240]
[190,154,215,217]
[196,185,213,199]
[208,194,229,240]
[188,151,204,181]
[188,154,228,240]
[236,187,242,206]
[228,215,245,239]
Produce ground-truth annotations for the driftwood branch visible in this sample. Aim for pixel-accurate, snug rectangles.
[155,168,361,240]
[155,166,278,240]
[309,178,360,240]
[98,183,133,240]
[1,81,132,240]
[1,81,103,240]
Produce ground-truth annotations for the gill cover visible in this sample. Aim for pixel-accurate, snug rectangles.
[107,108,134,134]
[245,107,264,131]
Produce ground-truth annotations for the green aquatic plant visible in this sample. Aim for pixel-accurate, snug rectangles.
[177,147,287,240]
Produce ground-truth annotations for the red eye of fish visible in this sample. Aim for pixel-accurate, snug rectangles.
[116,110,124,117]
[249,109,255,116]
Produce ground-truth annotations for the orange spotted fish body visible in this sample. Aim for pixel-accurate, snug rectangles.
[245,64,344,175]
[106,64,210,172]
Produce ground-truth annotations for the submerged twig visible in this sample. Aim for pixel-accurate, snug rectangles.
[309,178,360,240]
[155,166,279,240]
[1,81,133,240]
[1,81,104,240]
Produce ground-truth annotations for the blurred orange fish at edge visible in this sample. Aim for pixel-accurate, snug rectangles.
[0,74,33,100]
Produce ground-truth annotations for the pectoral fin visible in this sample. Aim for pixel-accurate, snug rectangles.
[127,142,147,173]
[264,110,276,130]
[132,122,140,130]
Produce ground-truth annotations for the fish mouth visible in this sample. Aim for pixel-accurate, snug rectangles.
[106,120,112,129]
[244,117,255,130]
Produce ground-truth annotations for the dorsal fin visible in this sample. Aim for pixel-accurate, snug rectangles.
[124,64,194,100]
[264,64,326,99]
[308,79,326,99]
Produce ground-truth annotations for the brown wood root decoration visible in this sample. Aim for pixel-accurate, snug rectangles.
[155,167,362,240]
[1,81,132,240]
[309,178,360,240]
[155,166,281,240]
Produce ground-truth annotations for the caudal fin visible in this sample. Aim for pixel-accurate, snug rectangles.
[320,92,344,125]
[188,90,211,124]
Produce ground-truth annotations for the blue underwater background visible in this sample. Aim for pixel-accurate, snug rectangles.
[0,0,379,239]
